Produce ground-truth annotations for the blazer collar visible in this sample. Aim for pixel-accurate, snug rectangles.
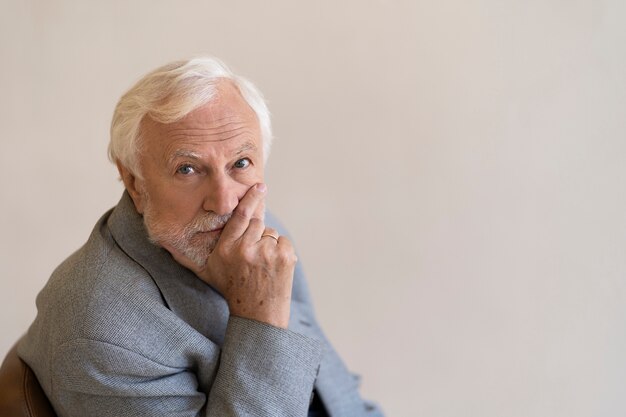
[106,192,229,344]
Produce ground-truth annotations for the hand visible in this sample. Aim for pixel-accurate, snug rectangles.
[169,183,297,329]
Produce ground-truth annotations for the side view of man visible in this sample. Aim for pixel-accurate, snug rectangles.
[18,57,383,417]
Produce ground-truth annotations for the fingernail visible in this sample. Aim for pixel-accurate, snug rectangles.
[257,183,267,193]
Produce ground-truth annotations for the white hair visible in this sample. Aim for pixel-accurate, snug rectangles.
[108,57,273,176]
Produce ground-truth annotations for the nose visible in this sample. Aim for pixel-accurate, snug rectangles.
[202,174,242,216]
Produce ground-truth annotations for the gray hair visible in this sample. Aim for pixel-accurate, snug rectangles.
[108,57,273,176]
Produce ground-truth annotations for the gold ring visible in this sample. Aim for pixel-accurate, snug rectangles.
[261,233,279,241]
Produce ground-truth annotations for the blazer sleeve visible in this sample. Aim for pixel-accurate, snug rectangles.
[51,315,323,417]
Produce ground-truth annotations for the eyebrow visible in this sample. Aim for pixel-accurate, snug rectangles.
[166,141,258,165]
[167,150,203,166]
[235,140,258,155]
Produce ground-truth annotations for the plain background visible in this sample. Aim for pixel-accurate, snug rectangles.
[2,1,625,416]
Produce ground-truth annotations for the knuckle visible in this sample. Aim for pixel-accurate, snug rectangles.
[233,206,251,220]
[277,247,296,265]
[261,249,273,264]
[246,244,261,259]
[249,218,264,229]
[279,238,294,252]
[240,246,254,262]
[214,245,229,259]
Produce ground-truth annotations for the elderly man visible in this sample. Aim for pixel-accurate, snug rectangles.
[18,57,383,417]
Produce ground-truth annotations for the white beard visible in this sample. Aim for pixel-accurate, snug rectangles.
[142,197,231,268]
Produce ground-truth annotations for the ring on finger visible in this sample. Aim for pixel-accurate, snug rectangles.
[261,232,279,241]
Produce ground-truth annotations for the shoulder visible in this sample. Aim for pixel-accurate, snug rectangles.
[25,210,178,355]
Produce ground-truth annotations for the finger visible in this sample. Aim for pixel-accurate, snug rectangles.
[220,183,267,242]
[259,227,280,243]
[241,218,265,245]
[276,235,293,250]
[276,236,298,264]
[254,198,266,223]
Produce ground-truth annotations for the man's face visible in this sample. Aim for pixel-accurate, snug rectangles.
[128,81,265,267]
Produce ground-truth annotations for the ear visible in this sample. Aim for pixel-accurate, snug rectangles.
[116,161,146,214]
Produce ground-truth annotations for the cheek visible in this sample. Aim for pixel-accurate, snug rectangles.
[147,183,203,220]
[231,181,254,206]
[244,155,264,180]
[248,170,265,188]
[234,166,264,191]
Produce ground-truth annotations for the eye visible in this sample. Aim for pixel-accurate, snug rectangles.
[176,164,196,175]
[234,158,251,169]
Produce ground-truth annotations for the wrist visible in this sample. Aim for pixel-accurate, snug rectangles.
[229,303,291,329]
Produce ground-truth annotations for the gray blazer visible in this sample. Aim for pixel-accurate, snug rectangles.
[18,193,383,417]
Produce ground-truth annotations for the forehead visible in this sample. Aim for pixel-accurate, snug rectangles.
[141,81,261,158]
[170,81,257,131]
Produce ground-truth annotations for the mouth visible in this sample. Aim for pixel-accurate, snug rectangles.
[199,227,223,234]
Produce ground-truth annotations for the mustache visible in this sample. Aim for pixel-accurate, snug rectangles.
[185,212,232,234]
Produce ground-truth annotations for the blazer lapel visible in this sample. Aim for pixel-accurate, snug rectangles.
[107,192,229,345]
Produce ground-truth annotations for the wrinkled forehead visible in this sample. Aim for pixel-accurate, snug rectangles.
[138,82,262,162]
[145,80,257,130]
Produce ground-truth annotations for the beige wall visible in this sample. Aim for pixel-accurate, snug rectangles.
[2,1,626,415]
